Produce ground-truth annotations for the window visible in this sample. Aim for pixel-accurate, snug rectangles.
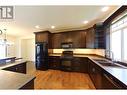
[123,28,127,62]
[110,30,121,60]
[110,13,127,63]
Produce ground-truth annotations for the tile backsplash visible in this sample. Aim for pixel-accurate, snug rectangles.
[52,49,105,57]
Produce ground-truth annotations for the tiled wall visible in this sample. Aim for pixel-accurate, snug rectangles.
[51,49,105,57]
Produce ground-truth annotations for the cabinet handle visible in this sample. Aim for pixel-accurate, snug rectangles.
[92,68,95,72]
[16,68,18,71]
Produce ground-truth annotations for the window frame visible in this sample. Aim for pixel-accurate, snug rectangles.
[110,14,127,63]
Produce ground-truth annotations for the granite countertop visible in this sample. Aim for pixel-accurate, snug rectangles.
[0,59,27,70]
[49,53,127,87]
[0,70,35,89]
[0,56,16,60]
[0,59,35,89]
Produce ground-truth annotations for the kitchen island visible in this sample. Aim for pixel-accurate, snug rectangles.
[0,57,35,89]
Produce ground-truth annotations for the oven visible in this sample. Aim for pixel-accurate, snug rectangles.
[60,51,73,71]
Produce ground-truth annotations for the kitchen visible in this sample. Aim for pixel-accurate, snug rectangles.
[0,5,127,90]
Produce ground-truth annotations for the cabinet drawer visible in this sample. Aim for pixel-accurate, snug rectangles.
[3,62,26,74]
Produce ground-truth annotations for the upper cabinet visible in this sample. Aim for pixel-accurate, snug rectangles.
[35,31,49,43]
[51,30,86,49]
[86,28,95,48]
[34,24,106,49]
[86,25,106,49]
[93,24,106,49]
[34,31,52,48]
[51,33,62,49]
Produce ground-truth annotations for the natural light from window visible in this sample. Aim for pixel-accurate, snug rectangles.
[110,13,127,63]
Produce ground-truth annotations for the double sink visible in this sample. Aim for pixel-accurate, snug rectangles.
[94,59,127,69]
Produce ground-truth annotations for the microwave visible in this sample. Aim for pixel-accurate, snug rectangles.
[61,42,73,49]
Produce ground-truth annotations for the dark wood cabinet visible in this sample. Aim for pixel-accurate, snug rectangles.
[3,62,26,74]
[51,30,86,48]
[86,28,95,48]
[34,25,106,49]
[51,33,62,49]
[20,78,35,89]
[35,32,48,43]
[34,31,52,48]
[48,56,60,69]
[102,72,124,89]
[93,24,105,49]
[88,59,102,89]
[72,57,88,73]
[48,56,88,72]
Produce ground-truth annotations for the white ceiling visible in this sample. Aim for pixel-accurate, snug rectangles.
[0,6,119,39]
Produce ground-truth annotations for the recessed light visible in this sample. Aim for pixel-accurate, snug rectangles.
[83,21,88,24]
[35,25,40,29]
[51,26,55,29]
[101,7,109,12]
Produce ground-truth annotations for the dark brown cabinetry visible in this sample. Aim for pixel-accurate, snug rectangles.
[3,62,26,74]
[48,56,60,69]
[72,57,88,73]
[93,24,105,49]
[51,33,62,48]
[34,31,52,48]
[86,28,95,48]
[34,24,106,49]
[35,32,48,42]
[48,56,88,73]
[20,78,35,89]
[88,59,102,89]
[51,30,86,48]
[102,72,124,89]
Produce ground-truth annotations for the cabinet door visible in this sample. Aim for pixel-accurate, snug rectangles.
[102,73,124,89]
[48,56,60,69]
[72,57,88,73]
[72,57,82,72]
[86,28,95,48]
[51,33,62,48]
[3,62,26,74]
[88,60,102,89]
[94,25,105,49]
[61,32,70,43]
[20,78,35,89]
[35,32,48,43]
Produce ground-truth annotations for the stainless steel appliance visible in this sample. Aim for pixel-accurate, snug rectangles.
[61,42,73,49]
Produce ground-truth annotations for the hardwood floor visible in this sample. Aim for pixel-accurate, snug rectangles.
[34,69,95,89]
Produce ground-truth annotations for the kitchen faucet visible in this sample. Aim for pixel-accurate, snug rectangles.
[105,50,114,62]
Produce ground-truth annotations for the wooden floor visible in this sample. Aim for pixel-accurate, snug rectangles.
[34,69,95,89]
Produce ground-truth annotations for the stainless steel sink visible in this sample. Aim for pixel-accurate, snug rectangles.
[93,59,126,68]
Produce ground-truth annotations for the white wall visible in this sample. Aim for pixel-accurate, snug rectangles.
[26,39,35,61]
[21,38,35,62]
[5,35,35,62]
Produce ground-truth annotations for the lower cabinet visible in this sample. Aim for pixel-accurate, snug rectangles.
[48,56,88,72]
[72,57,88,73]
[19,78,35,89]
[48,56,60,70]
[88,59,102,89]
[3,62,26,74]
[102,72,125,89]
[48,56,126,89]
